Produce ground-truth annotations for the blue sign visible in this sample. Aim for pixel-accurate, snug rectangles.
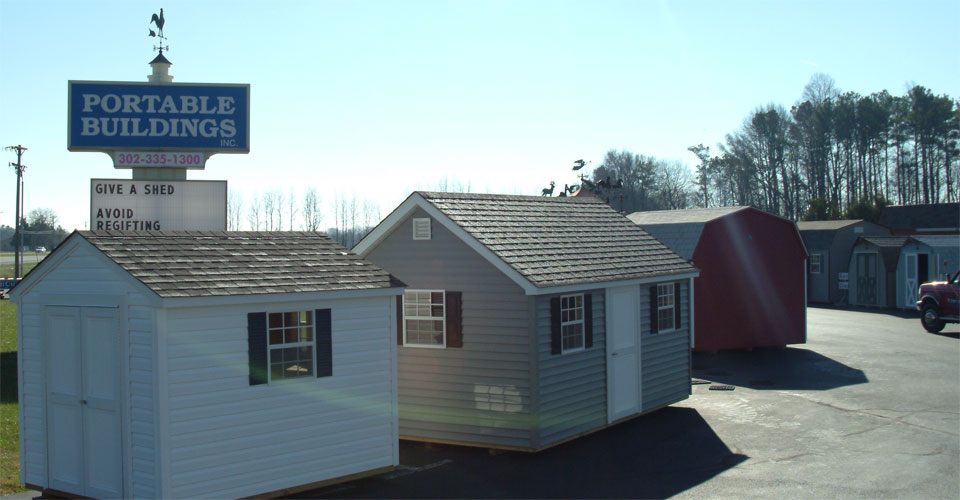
[68,81,250,153]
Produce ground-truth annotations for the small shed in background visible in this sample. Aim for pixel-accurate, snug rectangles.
[797,219,890,304]
[354,192,698,452]
[850,235,960,309]
[879,203,960,235]
[628,206,808,352]
[10,231,402,499]
[848,236,909,308]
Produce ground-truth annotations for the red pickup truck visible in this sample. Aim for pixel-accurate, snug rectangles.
[917,270,960,333]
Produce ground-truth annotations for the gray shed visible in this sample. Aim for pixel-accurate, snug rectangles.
[353,192,699,451]
[10,231,402,499]
[797,219,890,304]
[849,234,960,309]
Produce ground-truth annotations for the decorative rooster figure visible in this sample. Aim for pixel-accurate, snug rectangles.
[149,8,168,54]
[149,9,165,39]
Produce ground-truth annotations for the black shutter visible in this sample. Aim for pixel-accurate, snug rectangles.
[396,295,404,346]
[247,312,268,385]
[445,291,463,348]
[584,293,593,348]
[315,308,332,377]
[550,297,561,354]
[674,283,682,329]
[649,286,659,334]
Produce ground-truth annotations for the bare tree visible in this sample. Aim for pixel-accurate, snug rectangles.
[262,191,277,230]
[227,190,243,230]
[801,73,840,106]
[302,187,323,231]
[287,187,298,230]
[247,193,262,231]
[274,190,286,231]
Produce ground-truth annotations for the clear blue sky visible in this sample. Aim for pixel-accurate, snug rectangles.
[1,0,957,231]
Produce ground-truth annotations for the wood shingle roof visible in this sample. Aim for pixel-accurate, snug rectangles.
[76,231,401,297]
[417,192,696,288]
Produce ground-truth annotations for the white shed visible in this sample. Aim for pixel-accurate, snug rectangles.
[10,231,402,499]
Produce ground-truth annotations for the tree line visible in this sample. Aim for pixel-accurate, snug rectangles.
[588,74,958,221]
[227,188,383,248]
[1,208,70,252]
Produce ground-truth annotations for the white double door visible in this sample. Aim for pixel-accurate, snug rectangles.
[606,285,642,423]
[45,306,123,498]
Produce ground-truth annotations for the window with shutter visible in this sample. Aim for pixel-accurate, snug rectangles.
[249,308,332,385]
[398,290,463,348]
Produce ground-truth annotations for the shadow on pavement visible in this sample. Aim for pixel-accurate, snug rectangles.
[693,347,868,391]
[291,407,747,499]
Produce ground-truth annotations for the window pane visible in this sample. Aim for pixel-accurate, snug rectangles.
[269,313,283,329]
[269,330,283,345]
[300,311,312,326]
[431,292,444,304]
[300,326,313,342]
[300,346,313,361]
[659,309,674,331]
[431,305,443,317]
[283,347,297,362]
[283,312,298,327]
[575,295,582,308]
[405,302,417,317]
[418,304,432,317]
[284,328,298,343]
[271,362,284,380]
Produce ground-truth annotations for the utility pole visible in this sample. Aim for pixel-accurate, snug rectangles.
[6,145,27,278]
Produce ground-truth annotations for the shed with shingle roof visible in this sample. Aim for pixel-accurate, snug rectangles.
[628,206,808,351]
[353,192,699,451]
[849,234,960,309]
[9,231,403,499]
[796,219,891,304]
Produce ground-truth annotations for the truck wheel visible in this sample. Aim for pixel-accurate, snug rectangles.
[921,303,946,333]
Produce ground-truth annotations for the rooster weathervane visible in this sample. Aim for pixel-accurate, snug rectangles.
[148,8,168,54]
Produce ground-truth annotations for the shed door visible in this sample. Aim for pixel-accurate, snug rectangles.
[856,254,878,305]
[606,286,640,423]
[45,306,122,498]
[905,253,917,309]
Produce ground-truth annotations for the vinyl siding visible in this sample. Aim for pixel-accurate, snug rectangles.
[16,242,150,491]
[163,296,396,499]
[17,301,44,486]
[127,298,157,499]
[364,209,534,449]
[640,281,691,411]
[535,291,606,448]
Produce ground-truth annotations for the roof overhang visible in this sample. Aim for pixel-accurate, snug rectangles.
[159,285,403,309]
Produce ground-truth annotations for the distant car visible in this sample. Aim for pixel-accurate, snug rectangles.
[35,246,46,253]
[917,270,960,333]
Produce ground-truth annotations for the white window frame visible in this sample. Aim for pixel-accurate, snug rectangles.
[560,293,585,354]
[657,283,676,333]
[413,217,432,240]
[810,254,822,274]
[403,289,446,348]
[266,310,316,384]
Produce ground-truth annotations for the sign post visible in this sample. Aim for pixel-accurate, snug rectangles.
[69,10,250,231]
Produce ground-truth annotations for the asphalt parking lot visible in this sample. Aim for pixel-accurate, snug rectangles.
[295,306,959,499]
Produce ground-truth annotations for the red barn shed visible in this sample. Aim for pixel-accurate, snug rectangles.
[628,207,808,351]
